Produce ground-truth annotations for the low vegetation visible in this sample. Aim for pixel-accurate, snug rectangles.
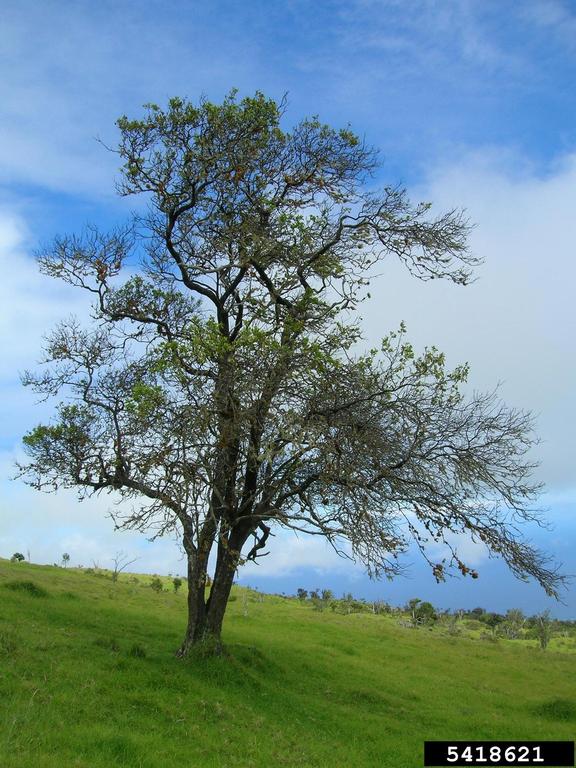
[0,558,574,768]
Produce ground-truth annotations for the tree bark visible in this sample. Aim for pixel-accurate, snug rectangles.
[204,531,244,644]
[176,524,250,657]
[176,554,209,657]
[176,521,215,656]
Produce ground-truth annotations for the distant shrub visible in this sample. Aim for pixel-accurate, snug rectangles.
[228,594,237,602]
[10,552,25,563]
[150,577,163,593]
[402,598,437,626]
[499,608,526,639]
[443,615,462,636]
[311,596,324,611]
[296,588,308,601]
[173,577,183,593]
[332,594,370,615]
[463,619,484,631]
[531,611,554,650]
[483,612,504,631]
[128,643,147,658]
[3,580,48,598]
[415,601,437,624]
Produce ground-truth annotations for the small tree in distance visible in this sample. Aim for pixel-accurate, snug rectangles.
[533,611,554,650]
[111,551,139,582]
[18,91,564,656]
[61,553,70,568]
[10,552,25,563]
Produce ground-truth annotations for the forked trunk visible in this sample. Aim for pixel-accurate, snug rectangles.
[176,526,249,657]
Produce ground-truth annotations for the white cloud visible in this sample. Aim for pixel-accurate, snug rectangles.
[0,446,186,574]
[361,148,576,491]
[0,208,95,444]
[427,532,491,570]
[336,0,521,71]
[238,531,360,579]
[523,0,576,41]
[0,209,85,369]
[0,2,264,196]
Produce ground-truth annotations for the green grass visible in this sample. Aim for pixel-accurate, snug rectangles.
[0,559,574,768]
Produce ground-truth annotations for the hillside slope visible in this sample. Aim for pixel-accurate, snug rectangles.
[0,560,574,768]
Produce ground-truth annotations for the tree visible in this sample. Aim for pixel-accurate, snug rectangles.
[61,553,70,568]
[405,597,436,625]
[10,552,25,563]
[173,576,183,593]
[110,551,139,582]
[484,612,505,635]
[532,611,554,650]
[416,601,437,625]
[18,91,564,656]
[501,608,525,639]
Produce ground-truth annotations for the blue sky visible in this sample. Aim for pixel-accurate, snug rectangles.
[1,0,575,617]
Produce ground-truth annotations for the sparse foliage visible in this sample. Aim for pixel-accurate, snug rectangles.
[173,577,183,593]
[111,551,139,582]
[150,577,163,593]
[501,608,525,639]
[532,611,554,650]
[484,612,505,635]
[18,91,564,655]
[61,553,70,568]
[372,600,391,615]
[444,614,462,636]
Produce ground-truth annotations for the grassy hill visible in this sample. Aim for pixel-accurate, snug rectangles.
[1,559,574,768]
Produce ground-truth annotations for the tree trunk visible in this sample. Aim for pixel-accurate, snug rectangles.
[203,534,242,646]
[176,522,216,656]
[176,553,209,657]
[176,525,249,657]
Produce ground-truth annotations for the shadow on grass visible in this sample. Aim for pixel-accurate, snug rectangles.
[3,580,49,598]
[533,698,576,722]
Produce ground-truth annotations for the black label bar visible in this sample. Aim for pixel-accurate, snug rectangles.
[424,741,575,767]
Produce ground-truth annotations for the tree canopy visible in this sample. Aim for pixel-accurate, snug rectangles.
[19,91,563,655]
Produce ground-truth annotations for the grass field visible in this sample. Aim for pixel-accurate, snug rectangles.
[0,559,574,768]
